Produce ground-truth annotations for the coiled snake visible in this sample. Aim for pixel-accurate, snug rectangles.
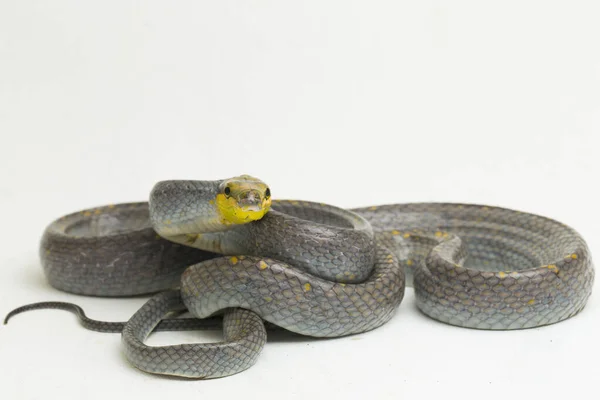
[4,176,594,378]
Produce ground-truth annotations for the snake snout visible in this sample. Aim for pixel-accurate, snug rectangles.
[238,189,264,211]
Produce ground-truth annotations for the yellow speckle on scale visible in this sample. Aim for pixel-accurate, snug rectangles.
[528,299,535,305]
[435,231,442,237]
[546,264,559,274]
[403,233,411,238]
[304,283,311,292]
[94,209,101,215]
[571,254,578,260]
[369,206,378,211]
[209,200,215,205]
[406,259,414,266]
[83,211,92,217]
[264,297,272,302]
[165,220,172,225]
[391,230,400,236]
[498,272,507,278]
[108,204,115,209]
[291,201,300,205]
[45,249,50,254]
[258,261,268,270]
[230,256,239,265]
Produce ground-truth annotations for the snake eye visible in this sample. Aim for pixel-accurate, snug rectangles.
[224,187,231,196]
[265,188,271,198]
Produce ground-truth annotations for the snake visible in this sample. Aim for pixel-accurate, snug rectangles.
[4,175,594,379]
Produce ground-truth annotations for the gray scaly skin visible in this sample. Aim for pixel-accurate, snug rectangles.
[38,202,216,296]
[4,177,595,379]
[357,203,594,329]
[122,290,267,378]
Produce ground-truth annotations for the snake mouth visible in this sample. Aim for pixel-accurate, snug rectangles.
[240,204,263,213]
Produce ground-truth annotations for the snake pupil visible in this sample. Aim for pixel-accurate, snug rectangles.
[224,187,231,196]
[265,188,271,198]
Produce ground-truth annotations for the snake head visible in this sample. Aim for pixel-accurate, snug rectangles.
[216,175,272,225]
[149,176,271,237]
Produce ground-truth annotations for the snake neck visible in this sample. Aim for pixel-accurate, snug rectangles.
[149,180,224,236]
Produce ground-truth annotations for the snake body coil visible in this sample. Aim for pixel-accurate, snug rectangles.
[5,176,594,379]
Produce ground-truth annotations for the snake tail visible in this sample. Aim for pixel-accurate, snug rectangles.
[3,300,224,333]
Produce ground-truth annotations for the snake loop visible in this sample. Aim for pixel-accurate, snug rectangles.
[4,176,594,378]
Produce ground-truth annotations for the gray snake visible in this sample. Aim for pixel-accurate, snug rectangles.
[4,176,594,378]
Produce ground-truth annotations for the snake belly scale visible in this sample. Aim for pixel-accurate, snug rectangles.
[4,175,594,378]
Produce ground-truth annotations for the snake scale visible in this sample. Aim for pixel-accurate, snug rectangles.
[4,176,594,378]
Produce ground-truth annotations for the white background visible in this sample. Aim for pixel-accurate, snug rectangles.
[1,1,599,399]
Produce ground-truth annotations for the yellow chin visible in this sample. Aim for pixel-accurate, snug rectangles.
[216,193,271,225]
